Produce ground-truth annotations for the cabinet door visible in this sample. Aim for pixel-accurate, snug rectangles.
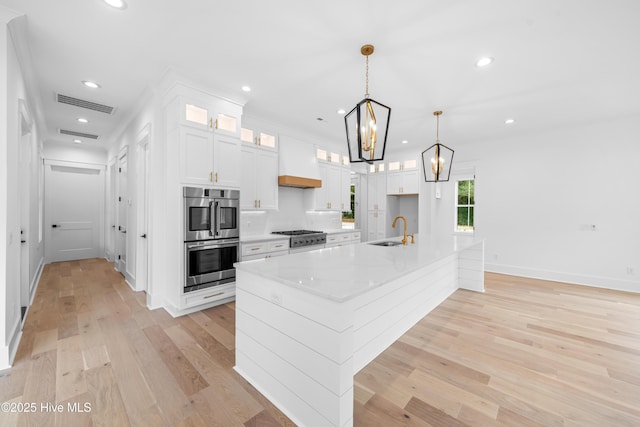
[179,126,214,185]
[255,150,278,210]
[213,134,241,188]
[341,167,351,211]
[367,210,386,241]
[240,146,257,209]
[402,170,419,194]
[314,163,329,210]
[327,164,342,211]
[368,173,387,210]
[386,172,402,195]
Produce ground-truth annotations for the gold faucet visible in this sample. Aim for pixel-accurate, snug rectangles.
[392,215,408,245]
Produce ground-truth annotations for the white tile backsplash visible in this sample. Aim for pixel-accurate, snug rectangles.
[240,187,342,236]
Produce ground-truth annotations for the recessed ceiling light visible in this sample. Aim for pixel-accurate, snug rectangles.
[104,0,127,9]
[337,109,346,115]
[73,139,82,144]
[475,57,494,68]
[82,80,101,89]
[504,118,516,124]
[402,140,408,144]
[77,118,89,123]
[241,85,251,92]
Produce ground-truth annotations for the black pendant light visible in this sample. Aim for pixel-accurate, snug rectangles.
[345,44,391,164]
[422,111,454,182]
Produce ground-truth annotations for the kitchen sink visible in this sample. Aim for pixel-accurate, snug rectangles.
[368,240,403,247]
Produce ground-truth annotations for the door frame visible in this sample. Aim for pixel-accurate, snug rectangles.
[135,124,151,293]
[18,99,33,321]
[116,146,128,275]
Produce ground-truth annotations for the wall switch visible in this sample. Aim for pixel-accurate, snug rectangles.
[435,189,441,199]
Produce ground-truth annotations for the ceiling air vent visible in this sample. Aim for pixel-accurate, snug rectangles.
[58,129,100,140]
[56,93,115,115]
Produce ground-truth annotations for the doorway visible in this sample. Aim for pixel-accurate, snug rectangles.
[116,148,128,275]
[135,124,150,293]
[44,160,105,262]
[19,101,32,322]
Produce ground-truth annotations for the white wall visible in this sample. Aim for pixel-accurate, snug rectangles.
[1,6,43,369]
[419,116,640,292]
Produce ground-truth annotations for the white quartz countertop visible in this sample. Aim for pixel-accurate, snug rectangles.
[235,234,483,302]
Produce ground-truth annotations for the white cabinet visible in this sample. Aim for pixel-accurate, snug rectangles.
[309,162,345,211]
[325,231,361,248]
[241,145,278,210]
[179,126,214,186]
[213,134,241,188]
[367,210,386,242]
[241,128,277,149]
[241,239,289,261]
[177,128,241,188]
[172,93,242,188]
[387,169,418,195]
[183,99,241,137]
[340,167,351,212]
[367,172,387,211]
[386,159,419,195]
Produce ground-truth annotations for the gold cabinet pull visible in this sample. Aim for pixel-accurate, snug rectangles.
[251,247,260,251]
[258,200,261,208]
[209,117,213,129]
[209,171,213,182]
[215,172,219,183]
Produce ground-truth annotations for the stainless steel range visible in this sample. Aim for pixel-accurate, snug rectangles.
[271,230,327,253]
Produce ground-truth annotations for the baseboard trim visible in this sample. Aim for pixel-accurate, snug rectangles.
[485,263,640,293]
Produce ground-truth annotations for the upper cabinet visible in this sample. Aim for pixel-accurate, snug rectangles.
[167,90,243,188]
[386,158,418,195]
[182,99,241,137]
[241,127,277,150]
[240,143,278,210]
[307,150,350,211]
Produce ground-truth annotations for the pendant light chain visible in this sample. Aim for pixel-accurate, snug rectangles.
[365,54,370,98]
[436,112,439,142]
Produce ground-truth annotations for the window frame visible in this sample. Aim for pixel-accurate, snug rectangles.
[454,176,475,234]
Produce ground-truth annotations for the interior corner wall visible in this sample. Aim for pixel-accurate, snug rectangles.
[1,8,26,369]
[455,116,640,292]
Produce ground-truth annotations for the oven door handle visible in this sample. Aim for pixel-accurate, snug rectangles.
[214,201,221,237]
[208,200,216,237]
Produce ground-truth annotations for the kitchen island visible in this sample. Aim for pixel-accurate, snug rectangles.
[234,234,484,427]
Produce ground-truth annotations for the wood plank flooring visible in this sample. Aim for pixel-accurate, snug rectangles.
[1,259,638,427]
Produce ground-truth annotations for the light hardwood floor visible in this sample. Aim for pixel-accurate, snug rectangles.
[1,259,639,426]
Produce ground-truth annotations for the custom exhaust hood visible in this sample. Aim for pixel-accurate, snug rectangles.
[277,175,322,188]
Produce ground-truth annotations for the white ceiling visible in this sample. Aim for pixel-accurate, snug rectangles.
[3,0,640,155]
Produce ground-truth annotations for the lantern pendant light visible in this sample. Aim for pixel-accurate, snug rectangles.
[422,111,454,182]
[345,44,391,164]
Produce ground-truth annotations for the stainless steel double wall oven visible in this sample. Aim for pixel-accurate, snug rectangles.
[183,187,240,293]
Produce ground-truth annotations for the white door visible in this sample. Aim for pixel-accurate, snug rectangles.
[45,160,105,262]
[135,127,150,292]
[19,107,32,318]
[116,150,128,274]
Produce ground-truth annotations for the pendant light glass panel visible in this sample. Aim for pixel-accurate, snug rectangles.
[421,143,454,182]
[345,98,391,164]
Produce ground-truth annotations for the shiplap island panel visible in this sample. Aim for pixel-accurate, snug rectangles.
[234,235,484,427]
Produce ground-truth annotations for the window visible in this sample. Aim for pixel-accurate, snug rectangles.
[456,179,474,232]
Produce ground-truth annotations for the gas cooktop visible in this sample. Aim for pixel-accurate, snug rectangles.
[272,230,327,248]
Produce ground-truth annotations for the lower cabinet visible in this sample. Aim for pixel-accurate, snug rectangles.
[240,239,290,261]
[325,231,362,248]
[181,283,236,309]
[367,210,386,242]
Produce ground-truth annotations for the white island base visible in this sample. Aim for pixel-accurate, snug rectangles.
[234,236,484,427]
